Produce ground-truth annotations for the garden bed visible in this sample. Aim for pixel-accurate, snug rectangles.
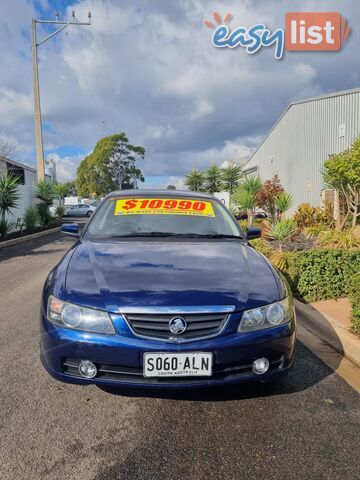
[251,237,360,335]
[0,219,62,243]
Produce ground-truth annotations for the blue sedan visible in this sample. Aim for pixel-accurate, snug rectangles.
[40,190,296,388]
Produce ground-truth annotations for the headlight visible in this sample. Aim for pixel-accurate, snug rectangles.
[238,298,291,332]
[47,295,115,334]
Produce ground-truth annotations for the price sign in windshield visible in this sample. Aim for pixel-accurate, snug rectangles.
[114,198,215,217]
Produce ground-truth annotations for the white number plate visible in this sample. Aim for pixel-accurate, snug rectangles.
[143,352,213,378]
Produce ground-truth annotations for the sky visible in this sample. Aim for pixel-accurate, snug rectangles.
[0,0,359,187]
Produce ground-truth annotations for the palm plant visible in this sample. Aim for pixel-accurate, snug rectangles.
[185,169,205,192]
[54,183,69,206]
[274,192,293,219]
[221,163,242,195]
[24,206,40,232]
[35,180,55,227]
[35,180,56,207]
[267,219,297,249]
[233,175,262,226]
[0,219,14,238]
[233,189,256,226]
[205,164,223,194]
[0,172,20,223]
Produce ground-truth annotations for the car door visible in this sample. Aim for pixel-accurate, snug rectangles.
[71,205,82,216]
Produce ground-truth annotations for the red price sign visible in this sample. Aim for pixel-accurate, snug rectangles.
[114,198,215,217]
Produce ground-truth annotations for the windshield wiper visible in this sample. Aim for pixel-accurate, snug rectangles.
[182,233,242,239]
[111,232,179,237]
[106,232,243,239]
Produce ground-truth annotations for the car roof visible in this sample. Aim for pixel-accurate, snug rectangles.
[106,189,216,200]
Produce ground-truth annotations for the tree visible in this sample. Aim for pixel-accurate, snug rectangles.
[274,192,293,219]
[257,174,284,221]
[233,175,262,226]
[322,138,360,229]
[63,181,77,196]
[0,172,20,237]
[221,163,242,195]
[76,133,145,197]
[205,164,223,194]
[185,169,205,192]
[0,142,16,160]
[54,183,69,206]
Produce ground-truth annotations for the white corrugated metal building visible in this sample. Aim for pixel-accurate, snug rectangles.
[244,88,360,211]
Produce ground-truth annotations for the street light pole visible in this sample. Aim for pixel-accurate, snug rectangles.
[31,18,45,181]
[31,11,91,181]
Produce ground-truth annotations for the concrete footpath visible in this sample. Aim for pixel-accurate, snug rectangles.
[296,298,360,368]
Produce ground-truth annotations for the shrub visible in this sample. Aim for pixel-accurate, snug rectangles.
[36,204,52,227]
[0,173,20,224]
[55,206,65,218]
[267,219,297,241]
[249,238,273,257]
[316,229,360,249]
[274,192,293,218]
[24,206,40,231]
[304,224,330,237]
[270,250,294,272]
[294,203,333,229]
[0,219,13,238]
[15,217,25,234]
[288,250,360,302]
[348,272,360,334]
[257,175,284,220]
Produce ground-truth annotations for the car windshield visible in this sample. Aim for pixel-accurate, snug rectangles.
[85,195,243,239]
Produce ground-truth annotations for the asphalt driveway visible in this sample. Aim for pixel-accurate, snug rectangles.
[0,233,359,480]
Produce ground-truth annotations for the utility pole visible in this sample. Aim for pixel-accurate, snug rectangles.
[31,11,91,181]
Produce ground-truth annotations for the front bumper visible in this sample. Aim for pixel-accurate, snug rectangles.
[40,312,296,388]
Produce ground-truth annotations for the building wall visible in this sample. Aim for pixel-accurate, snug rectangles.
[0,159,52,227]
[245,89,360,210]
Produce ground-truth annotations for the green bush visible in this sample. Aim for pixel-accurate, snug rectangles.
[294,202,333,228]
[267,219,297,241]
[0,219,13,238]
[24,206,40,231]
[287,250,360,303]
[348,272,360,334]
[37,204,52,227]
[55,205,65,218]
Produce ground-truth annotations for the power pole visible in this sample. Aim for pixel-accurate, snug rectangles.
[31,11,91,181]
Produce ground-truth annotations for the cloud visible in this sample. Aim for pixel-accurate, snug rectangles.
[0,0,359,184]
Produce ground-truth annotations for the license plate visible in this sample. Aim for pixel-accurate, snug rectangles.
[143,352,213,378]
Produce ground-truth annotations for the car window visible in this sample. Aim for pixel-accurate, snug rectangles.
[85,196,243,239]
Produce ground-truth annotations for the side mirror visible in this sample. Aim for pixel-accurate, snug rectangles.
[61,223,79,238]
[246,226,262,241]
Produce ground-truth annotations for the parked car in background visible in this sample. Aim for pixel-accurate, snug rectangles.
[64,204,97,217]
[235,211,268,221]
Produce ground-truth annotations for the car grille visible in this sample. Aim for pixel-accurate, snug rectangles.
[124,312,229,341]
